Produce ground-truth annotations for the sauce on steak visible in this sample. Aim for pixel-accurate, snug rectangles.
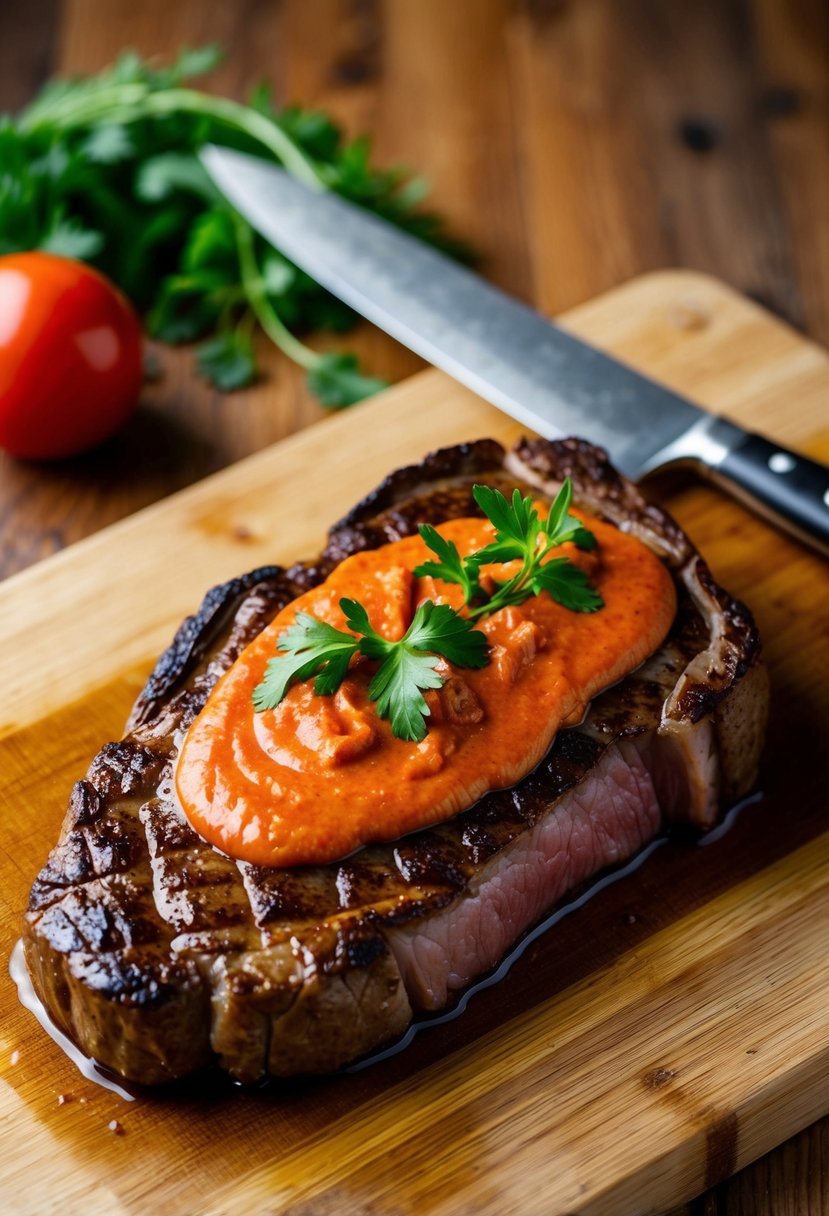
[22,437,768,1084]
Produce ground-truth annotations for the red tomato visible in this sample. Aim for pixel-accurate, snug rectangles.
[0,252,143,460]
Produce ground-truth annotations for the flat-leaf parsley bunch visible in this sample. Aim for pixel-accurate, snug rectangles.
[2,45,468,403]
[254,479,603,741]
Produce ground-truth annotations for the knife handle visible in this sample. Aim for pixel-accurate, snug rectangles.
[707,429,829,557]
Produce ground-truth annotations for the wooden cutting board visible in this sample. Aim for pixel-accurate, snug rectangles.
[1,271,828,1216]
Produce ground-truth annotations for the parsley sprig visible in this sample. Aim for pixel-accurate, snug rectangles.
[253,598,488,743]
[415,479,603,618]
[3,46,467,403]
[253,479,603,742]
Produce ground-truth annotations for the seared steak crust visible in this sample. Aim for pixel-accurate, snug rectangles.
[23,438,767,1084]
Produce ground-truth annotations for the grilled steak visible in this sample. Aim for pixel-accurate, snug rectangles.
[23,437,768,1085]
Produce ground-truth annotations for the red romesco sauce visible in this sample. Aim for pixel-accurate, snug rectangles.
[175,510,676,867]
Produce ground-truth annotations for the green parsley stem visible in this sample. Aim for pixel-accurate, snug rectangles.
[147,91,324,189]
[20,84,149,131]
[466,555,533,621]
[234,217,322,372]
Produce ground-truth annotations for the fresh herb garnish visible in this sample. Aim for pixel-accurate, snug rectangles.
[253,479,603,741]
[414,479,603,618]
[2,46,468,404]
[253,598,489,743]
[252,612,361,710]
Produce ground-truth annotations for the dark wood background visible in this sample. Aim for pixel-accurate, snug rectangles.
[1,1,827,1212]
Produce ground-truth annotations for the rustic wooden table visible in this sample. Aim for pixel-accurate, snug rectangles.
[1,1,827,1212]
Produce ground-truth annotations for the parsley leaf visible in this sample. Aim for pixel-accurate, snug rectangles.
[170,44,224,80]
[39,217,105,259]
[413,525,483,603]
[340,600,450,742]
[147,271,226,342]
[530,558,604,612]
[540,476,597,551]
[403,600,490,668]
[306,352,389,409]
[81,123,134,164]
[344,597,489,741]
[252,612,359,711]
[135,152,218,204]
[367,647,444,742]
[344,598,489,670]
[472,485,541,562]
[196,330,256,390]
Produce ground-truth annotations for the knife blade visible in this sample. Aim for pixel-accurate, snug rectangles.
[201,145,829,557]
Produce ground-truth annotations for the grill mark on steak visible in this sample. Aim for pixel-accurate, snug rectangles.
[23,437,767,1085]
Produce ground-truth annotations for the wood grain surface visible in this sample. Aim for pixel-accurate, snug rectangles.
[1,2,828,1212]
[2,272,829,1216]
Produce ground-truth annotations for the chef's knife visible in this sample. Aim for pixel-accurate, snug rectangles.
[201,145,829,557]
